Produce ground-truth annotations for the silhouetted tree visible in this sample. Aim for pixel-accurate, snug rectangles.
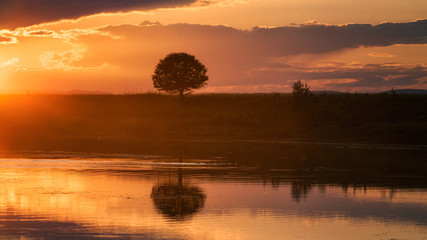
[292,80,311,96]
[152,52,208,98]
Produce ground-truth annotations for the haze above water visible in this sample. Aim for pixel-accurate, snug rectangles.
[0,142,426,240]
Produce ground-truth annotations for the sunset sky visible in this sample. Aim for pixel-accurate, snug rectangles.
[0,0,426,93]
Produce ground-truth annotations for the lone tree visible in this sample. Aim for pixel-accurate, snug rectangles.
[152,52,208,98]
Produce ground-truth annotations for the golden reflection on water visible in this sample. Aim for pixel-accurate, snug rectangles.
[0,158,426,239]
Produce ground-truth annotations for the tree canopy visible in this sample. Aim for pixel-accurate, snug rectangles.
[152,52,208,97]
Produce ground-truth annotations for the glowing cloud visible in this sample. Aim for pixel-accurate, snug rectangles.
[369,53,394,58]
[0,57,19,67]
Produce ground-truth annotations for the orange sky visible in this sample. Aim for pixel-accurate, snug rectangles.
[0,0,426,93]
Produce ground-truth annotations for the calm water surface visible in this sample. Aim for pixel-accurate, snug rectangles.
[0,153,426,240]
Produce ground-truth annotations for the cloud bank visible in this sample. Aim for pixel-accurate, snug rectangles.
[98,19,427,61]
[252,19,427,55]
[0,0,196,29]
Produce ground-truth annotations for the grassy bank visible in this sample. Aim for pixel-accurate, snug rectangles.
[0,93,425,144]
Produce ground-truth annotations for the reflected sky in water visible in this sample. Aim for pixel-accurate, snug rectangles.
[0,156,426,240]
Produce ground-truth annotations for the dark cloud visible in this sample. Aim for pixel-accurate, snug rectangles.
[0,0,196,29]
[251,19,427,56]
[100,19,427,58]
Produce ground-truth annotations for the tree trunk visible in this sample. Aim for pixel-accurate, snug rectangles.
[179,91,184,101]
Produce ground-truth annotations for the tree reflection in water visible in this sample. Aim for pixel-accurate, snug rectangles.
[151,158,206,221]
[291,181,312,202]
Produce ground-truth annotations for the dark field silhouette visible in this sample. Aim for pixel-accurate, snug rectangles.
[0,93,425,146]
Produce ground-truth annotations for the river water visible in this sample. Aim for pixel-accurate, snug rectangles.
[0,147,426,240]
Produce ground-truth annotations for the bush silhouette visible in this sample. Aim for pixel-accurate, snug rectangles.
[152,52,208,98]
[292,80,311,96]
